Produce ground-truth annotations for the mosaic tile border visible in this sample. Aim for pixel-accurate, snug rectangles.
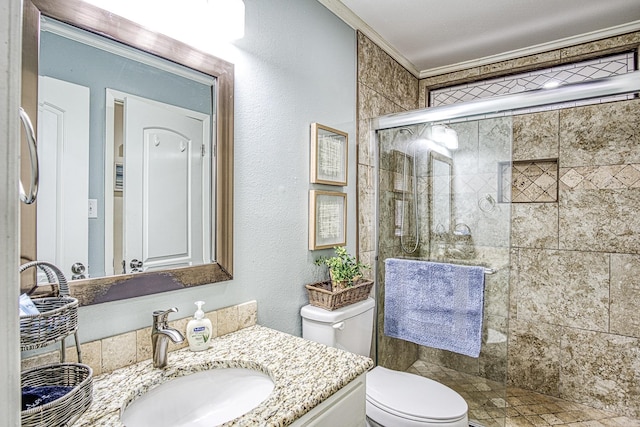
[560,164,640,190]
[499,160,559,203]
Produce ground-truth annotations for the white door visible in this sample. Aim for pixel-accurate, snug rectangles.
[37,76,90,279]
[122,94,208,273]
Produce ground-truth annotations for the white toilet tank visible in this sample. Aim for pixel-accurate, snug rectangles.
[300,298,375,357]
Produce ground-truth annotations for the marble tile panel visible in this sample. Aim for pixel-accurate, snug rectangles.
[559,99,640,168]
[610,254,640,338]
[560,328,640,418]
[419,345,479,376]
[378,334,418,371]
[168,316,190,352]
[204,310,219,337]
[65,340,102,376]
[135,327,152,362]
[357,119,375,167]
[483,265,510,318]
[511,203,558,249]
[559,187,640,254]
[102,331,136,373]
[509,248,519,320]
[479,315,508,383]
[478,117,513,174]
[237,300,257,329]
[516,249,609,331]
[421,67,481,88]
[357,83,405,121]
[513,110,559,161]
[217,305,239,336]
[479,60,514,76]
[511,50,561,70]
[357,33,418,111]
[507,319,561,396]
[560,32,640,62]
[451,121,480,174]
[21,350,60,371]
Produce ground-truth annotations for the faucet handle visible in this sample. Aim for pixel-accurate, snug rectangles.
[153,307,178,327]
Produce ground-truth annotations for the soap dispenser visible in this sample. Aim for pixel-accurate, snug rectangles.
[186,301,212,351]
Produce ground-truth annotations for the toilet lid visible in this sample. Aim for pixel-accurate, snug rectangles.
[366,366,468,422]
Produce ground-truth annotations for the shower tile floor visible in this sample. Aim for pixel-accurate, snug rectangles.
[407,360,640,427]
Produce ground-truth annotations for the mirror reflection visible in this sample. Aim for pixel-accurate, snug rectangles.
[430,152,453,235]
[21,0,234,305]
[37,19,215,280]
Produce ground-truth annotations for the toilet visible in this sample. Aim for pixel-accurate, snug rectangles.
[301,298,468,427]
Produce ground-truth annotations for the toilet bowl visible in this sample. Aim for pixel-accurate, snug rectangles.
[301,298,469,427]
[366,366,468,427]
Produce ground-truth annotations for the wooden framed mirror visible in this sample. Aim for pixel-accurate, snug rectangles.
[20,0,234,305]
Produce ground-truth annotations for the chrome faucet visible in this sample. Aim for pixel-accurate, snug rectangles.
[152,307,185,369]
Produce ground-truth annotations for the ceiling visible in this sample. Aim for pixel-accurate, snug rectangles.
[319,0,640,78]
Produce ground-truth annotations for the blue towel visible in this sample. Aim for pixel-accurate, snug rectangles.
[384,258,485,358]
[22,386,73,411]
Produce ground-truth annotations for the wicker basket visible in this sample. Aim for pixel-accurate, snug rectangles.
[21,363,93,427]
[19,261,79,353]
[305,279,373,311]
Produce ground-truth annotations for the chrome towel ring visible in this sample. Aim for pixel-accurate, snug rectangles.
[19,107,39,204]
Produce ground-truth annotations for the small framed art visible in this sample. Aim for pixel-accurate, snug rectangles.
[310,123,348,186]
[309,190,347,250]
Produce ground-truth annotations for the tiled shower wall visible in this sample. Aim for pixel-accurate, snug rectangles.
[509,101,640,417]
[356,32,420,370]
[357,30,640,417]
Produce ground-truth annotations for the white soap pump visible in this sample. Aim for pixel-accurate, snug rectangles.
[186,301,212,351]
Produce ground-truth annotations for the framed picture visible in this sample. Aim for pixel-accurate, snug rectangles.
[309,190,347,250]
[310,123,348,186]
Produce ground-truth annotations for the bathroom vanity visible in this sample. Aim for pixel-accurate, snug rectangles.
[74,325,372,426]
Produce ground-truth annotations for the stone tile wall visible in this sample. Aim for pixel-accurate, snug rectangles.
[509,100,640,417]
[358,29,640,418]
[356,31,420,370]
[21,300,257,376]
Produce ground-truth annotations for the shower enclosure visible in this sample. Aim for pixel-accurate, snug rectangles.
[376,118,512,427]
[370,71,640,427]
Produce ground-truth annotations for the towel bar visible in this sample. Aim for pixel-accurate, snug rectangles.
[392,257,497,275]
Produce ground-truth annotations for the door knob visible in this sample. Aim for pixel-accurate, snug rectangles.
[71,262,87,280]
[71,262,86,274]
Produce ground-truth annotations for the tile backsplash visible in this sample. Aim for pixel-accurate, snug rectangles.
[21,300,257,376]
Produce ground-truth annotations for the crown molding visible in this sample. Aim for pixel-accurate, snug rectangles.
[418,20,640,79]
[317,0,640,80]
[317,0,419,77]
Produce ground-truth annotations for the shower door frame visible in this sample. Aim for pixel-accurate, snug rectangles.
[369,69,640,363]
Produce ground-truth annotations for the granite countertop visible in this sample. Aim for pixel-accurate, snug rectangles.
[74,325,373,426]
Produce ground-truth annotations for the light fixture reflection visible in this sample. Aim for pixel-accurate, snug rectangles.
[81,0,245,51]
[429,124,458,150]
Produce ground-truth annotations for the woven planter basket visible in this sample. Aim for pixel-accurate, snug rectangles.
[305,279,373,311]
[21,363,93,427]
[19,261,79,352]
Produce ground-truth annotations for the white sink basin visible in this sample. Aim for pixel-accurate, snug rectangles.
[121,368,274,427]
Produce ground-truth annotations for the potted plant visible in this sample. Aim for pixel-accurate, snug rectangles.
[315,246,370,291]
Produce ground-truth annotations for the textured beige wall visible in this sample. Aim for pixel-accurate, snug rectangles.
[358,30,640,417]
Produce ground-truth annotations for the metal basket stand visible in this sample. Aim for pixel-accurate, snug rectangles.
[19,261,82,363]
